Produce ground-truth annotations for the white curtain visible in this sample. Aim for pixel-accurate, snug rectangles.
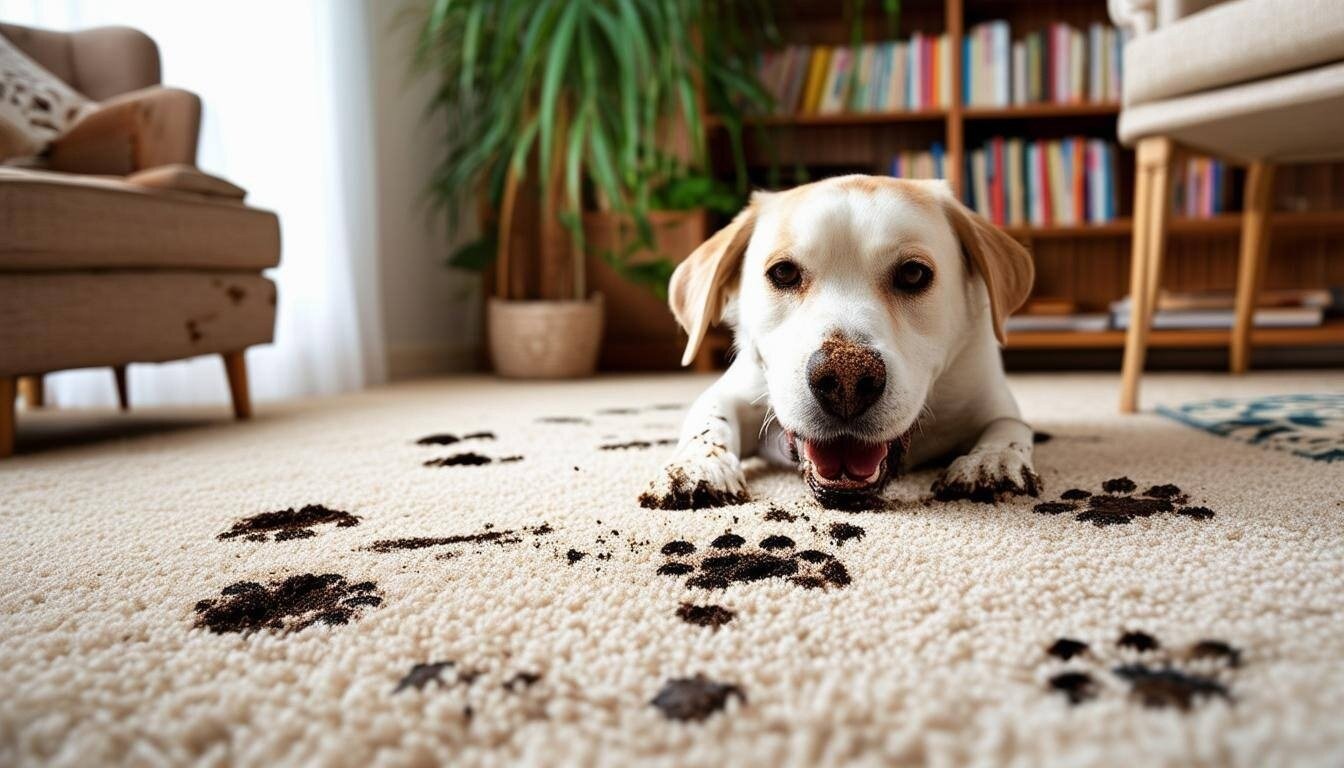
[0,0,387,406]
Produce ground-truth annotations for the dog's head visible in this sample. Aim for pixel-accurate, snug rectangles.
[669,175,1032,507]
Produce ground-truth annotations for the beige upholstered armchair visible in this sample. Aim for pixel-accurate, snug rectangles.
[1110,0,1344,412]
[0,23,280,457]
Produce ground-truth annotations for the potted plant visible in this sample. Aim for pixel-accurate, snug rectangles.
[414,0,774,377]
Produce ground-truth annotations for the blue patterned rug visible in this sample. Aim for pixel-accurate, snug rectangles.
[1158,393,1344,463]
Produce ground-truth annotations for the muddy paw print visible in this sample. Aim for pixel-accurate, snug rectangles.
[1043,630,1241,710]
[656,532,851,591]
[1034,477,1215,526]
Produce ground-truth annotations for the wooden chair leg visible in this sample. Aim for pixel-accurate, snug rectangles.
[113,365,129,411]
[1,377,15,458]
[1120,137,1174,413]
[221,351,252,420]
[1231,162,1275,374]
[18,375,44,409]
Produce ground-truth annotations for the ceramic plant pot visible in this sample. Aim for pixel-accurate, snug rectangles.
[487,295,604,378]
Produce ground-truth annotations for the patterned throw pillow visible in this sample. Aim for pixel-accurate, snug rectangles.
[0,33,94,161]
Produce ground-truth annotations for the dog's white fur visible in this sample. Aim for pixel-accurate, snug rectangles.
[642,175,1041,508]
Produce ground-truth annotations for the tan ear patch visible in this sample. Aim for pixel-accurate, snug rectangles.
[941,198,1034,345]
[668,204,759,366]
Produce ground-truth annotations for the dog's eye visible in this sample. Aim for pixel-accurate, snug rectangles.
[891,261,933,294]
[767,260,803,290]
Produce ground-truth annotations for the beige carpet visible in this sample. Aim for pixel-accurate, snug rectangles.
[2,371,1343,767]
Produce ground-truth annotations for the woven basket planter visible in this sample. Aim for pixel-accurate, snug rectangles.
[487,295,604,379]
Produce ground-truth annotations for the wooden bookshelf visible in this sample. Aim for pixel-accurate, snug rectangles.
[700,0,1344,360]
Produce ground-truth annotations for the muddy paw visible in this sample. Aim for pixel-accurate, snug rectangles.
[639,452,748,510]
[932,443,1041,502]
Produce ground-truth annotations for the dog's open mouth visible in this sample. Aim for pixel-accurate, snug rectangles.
[788,433,907,509]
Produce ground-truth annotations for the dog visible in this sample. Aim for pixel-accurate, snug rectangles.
[639,175,1041,510]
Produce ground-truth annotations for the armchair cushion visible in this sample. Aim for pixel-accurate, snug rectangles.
[46,86,201,174]
[0,168,278,272]
[0,29,93,160]
[1125,0,1344,106]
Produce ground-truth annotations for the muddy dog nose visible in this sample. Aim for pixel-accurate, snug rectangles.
[806,338,886,421]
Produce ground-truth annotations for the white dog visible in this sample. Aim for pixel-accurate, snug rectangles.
[640,175,1041,510]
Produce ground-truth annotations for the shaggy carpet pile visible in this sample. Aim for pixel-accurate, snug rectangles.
[2,371,1342,767]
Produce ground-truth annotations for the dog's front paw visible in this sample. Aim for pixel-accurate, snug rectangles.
[639,451,749,510]
[932,442,1041,503]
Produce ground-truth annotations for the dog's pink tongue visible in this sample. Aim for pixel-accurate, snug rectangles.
[803,438,888,480]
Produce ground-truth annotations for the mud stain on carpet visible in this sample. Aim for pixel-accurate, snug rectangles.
[193,574,382,634]
[217,504,360,543]
[367,523,553,554]
[676,603,735,628]
[416,431,495,446]
[650,676,745,721]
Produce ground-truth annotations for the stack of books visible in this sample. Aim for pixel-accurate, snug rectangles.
[889,143,946,179]
[964,137,1120,227]
[964,21,1126,107]
[1174,157,1232,218]
[754,35,954,116]
[1110,289,1331,330]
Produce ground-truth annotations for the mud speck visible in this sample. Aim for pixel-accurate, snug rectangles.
[1177,506,1215,520]
[1033,502,1077,515]
[424,453,494,467]
[218,504,360,543]
[1060,488,1092,500]
[1102,477,1137,494]
[1143,483,1184,499]
[661,541,696,556]
[1118,631,1160,652]
[759,535,795,551]
[1049,671,1096,704]
[393,661,454,693]
[650,676,745,721]
[503,672,542,691]
[828,522,865,545]
[711,533,745,549]
[764,506,798,522]
[1190,639,1241,667]
[416,432,495,446]
[1047,638,1090,660]
[193,574,381,634]
[537,416,589,425]
[566,549,587,564]
[600,439,677,451]
[657,562,694,576]
[1112,664,1229,709]
[676,603,735,628]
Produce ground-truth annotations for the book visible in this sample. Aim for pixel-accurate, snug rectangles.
[1007,313,1110,332]
[819,47,853,114]
[800,48,832,114]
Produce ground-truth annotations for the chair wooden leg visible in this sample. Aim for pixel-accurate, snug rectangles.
[221,351,252,420]
[18,375,44,409]
[113,365,129,411]
[1120,137,1174,413]
[1231,162,1275,374]
[1,377,15,458]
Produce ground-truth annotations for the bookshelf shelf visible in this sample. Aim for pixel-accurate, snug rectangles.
[711,109,948,128]
[1003,211,1344,239]
[962,102,1120,119]
[1006,319,1344,350]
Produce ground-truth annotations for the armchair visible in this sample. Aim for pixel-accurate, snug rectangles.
[0,22,280,457]
[1110,0,1344,412]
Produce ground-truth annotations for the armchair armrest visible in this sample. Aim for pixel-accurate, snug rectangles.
[1110,0,1228,34]
[46,86,201,175]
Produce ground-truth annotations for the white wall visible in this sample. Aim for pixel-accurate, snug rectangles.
[367,0,483,379]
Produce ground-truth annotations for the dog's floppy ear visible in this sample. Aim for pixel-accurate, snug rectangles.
[941,196,1034,345]
[668,197,761,366]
